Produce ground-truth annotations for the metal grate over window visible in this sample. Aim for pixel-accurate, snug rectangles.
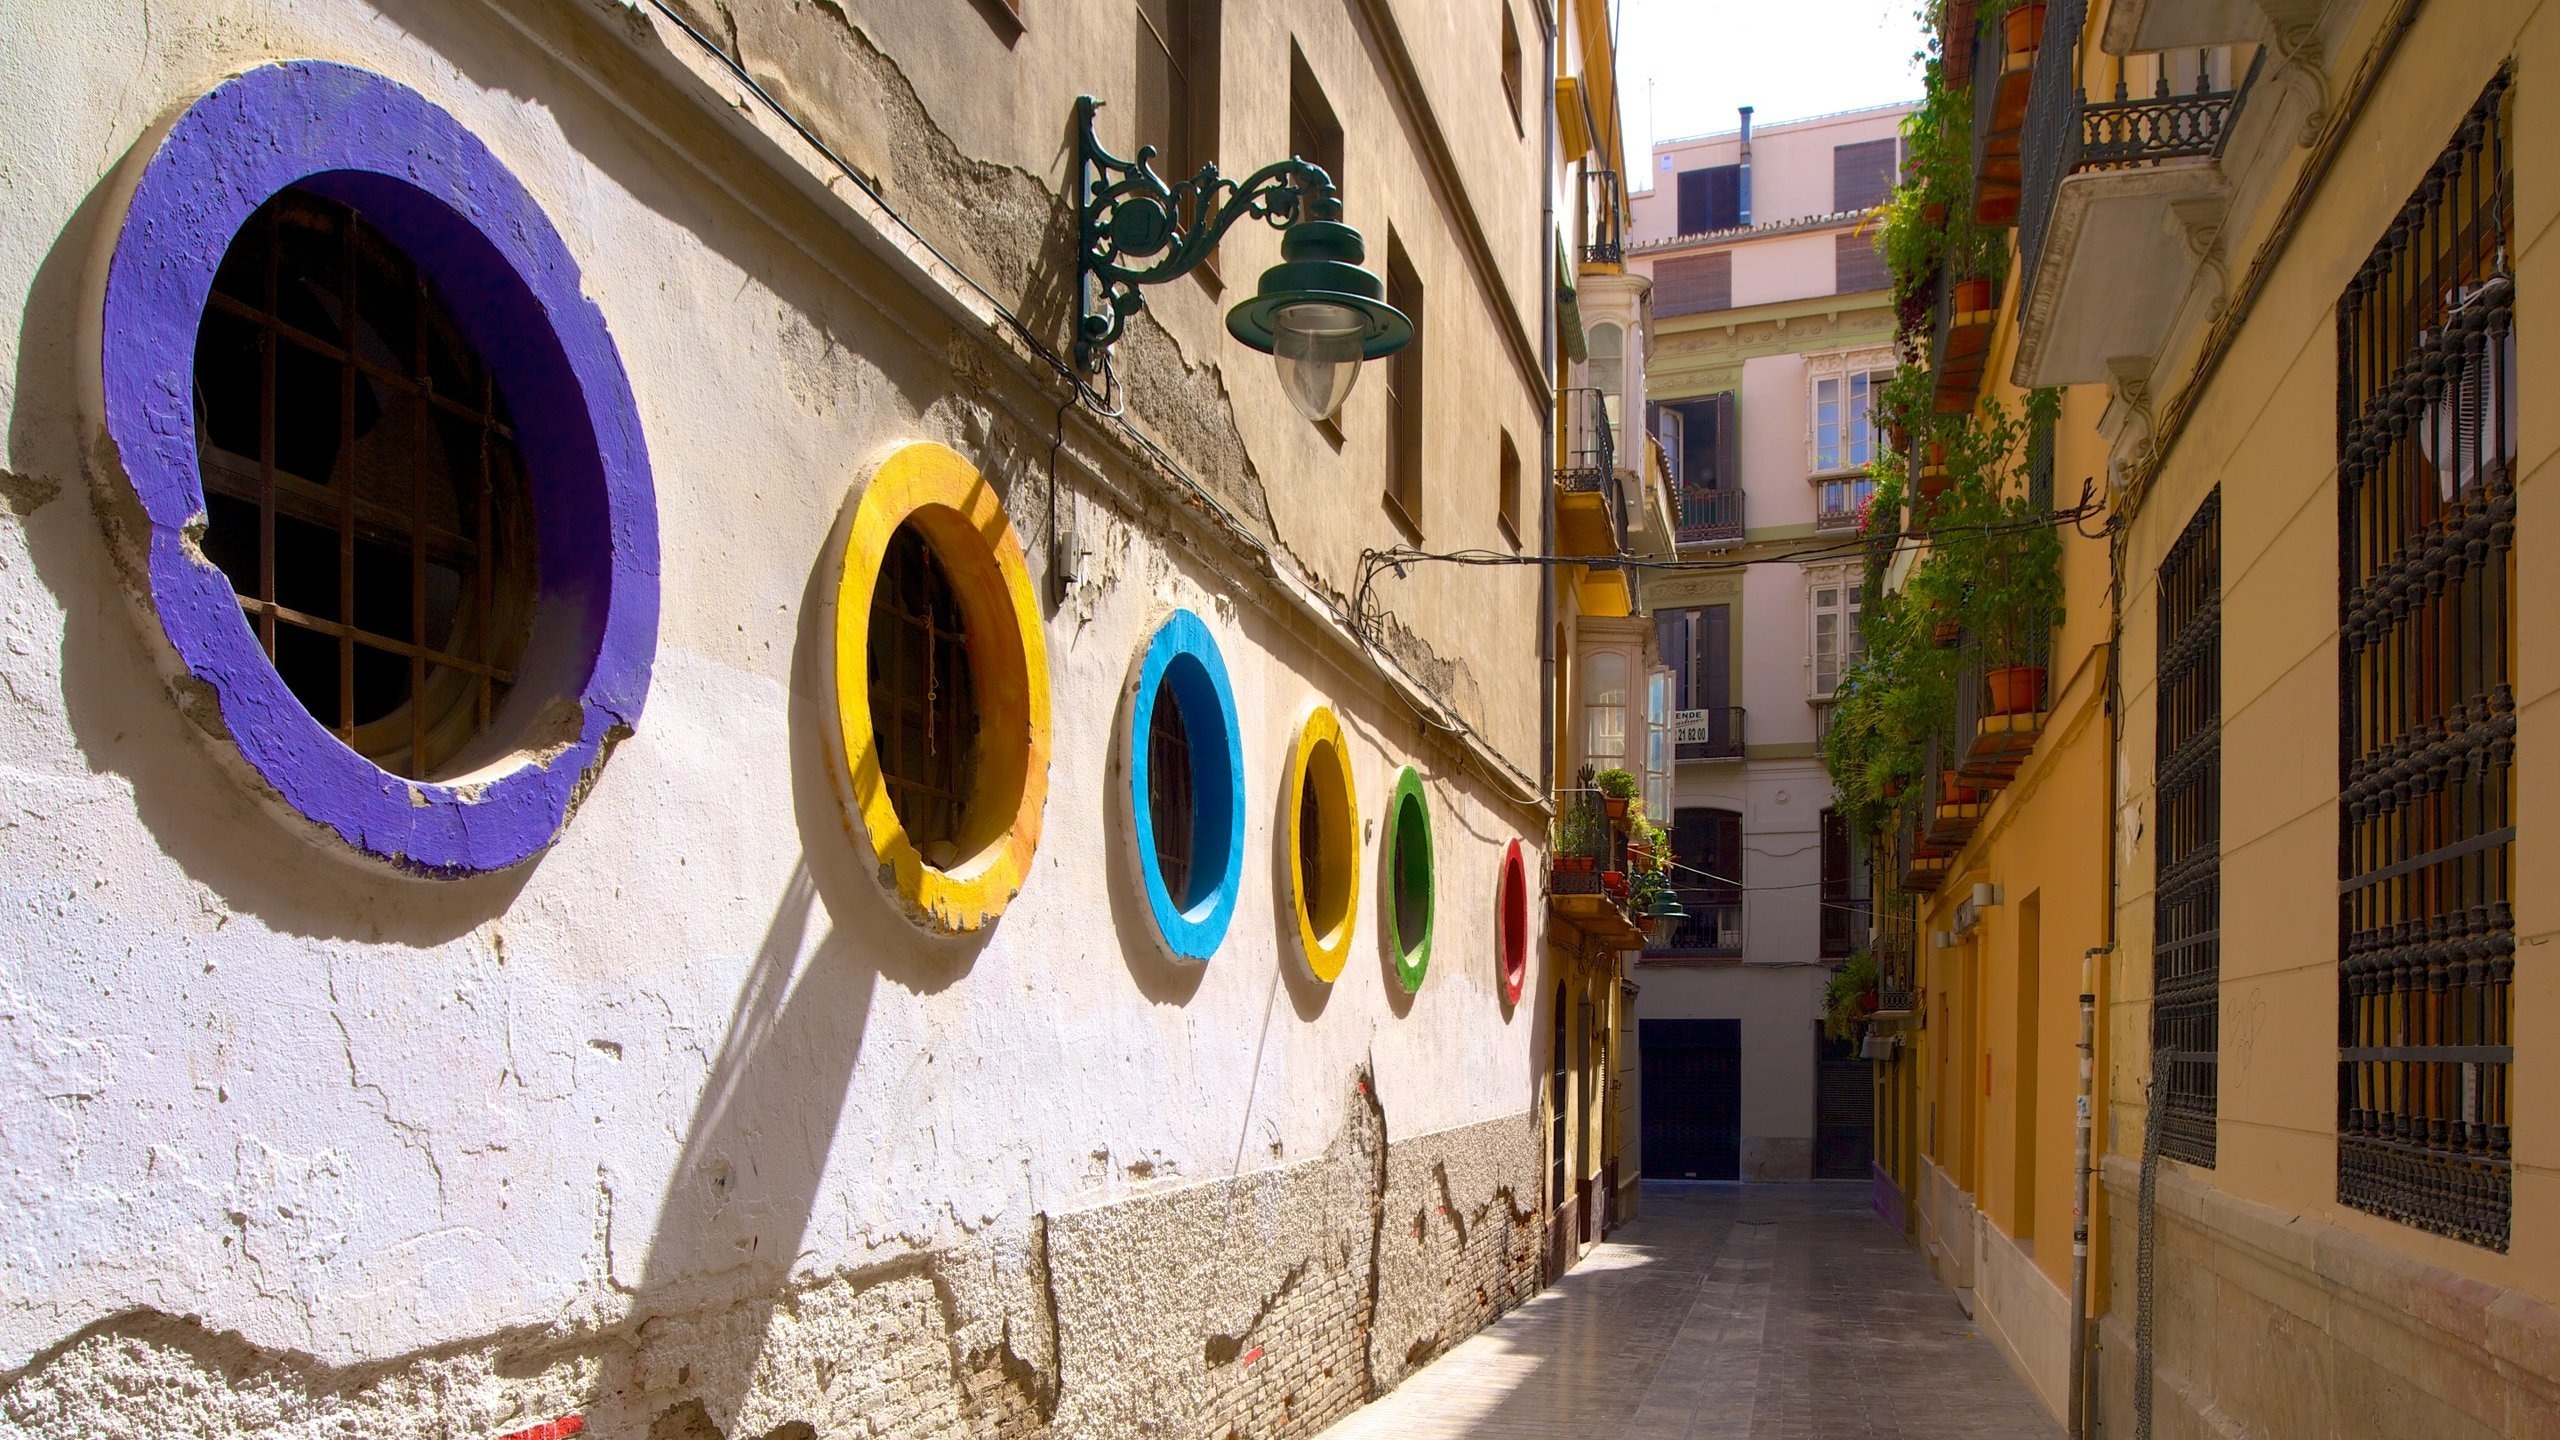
[192,188,537,780]
[1147,686,1196,906]
[2153,490,2220,1168]
[2335,73,2515,1251]
[869,526,980,857]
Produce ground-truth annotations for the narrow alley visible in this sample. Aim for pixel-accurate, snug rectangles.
[1320,1184,2059,1440]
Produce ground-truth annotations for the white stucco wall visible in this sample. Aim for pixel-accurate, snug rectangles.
[0,2,1558,1429]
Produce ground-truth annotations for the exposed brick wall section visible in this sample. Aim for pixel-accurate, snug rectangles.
[0,1073,1546,1440]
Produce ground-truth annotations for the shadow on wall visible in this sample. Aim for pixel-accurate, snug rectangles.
[6,166,539,945]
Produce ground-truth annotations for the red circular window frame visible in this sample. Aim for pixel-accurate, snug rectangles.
[1497,838,1529,1005]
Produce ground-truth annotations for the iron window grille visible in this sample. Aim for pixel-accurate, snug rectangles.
[2153,489,2221,1169]
[2335,73,2515,1251]
[870,526,981,855]
[192,188,537,780]
[1147,686,1196,906]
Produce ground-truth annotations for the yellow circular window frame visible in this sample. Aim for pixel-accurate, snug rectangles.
[1285,702,1361,982]
[834,442,1051,934]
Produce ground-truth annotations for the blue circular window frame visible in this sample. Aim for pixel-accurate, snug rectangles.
[1126,610,1246,961]
[93,62,659,876]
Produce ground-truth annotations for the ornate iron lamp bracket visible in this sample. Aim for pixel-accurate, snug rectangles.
[1076,95,1340,371]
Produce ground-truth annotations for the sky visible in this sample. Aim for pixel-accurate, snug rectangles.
[1614,0,1927,188]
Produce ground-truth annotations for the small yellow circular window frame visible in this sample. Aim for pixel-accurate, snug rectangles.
[834,442,1051,934]
[1285,702,1361,982]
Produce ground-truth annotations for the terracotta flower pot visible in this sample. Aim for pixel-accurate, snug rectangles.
[1921,200,1949,224]
[1882,775,1909,800]
[1601,870,1629,896]
[1954,277,1993,314]
[1941,771,1980,805]
[1985,664,2048,716]
[1926,438,1949,467]
[1916,469,1954,503]
[1556,854,1596,875]
[1604,796,1630,820]
[2006,2,2048,58]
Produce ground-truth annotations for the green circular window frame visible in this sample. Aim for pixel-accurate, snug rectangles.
[1384,765,1435,993]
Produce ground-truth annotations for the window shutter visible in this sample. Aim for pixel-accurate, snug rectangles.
[1655,608,1695,708]
[1701,604,1731,713]
[1713,392,1739,493]
[1676,165,1743,234]
[1834,230,1889,294]
[1653,252,1732,317]
[1821,810,1849,891]
[1831,138,1898,212]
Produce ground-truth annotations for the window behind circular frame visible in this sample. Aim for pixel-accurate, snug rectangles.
[1147,684,1196,906]
[868,523,980,861]
[192,187,538,780]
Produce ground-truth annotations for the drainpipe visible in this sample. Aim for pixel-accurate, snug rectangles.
[1736,105,1754,226]
[2070,943,2108,1438]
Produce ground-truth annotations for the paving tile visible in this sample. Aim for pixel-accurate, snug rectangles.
[1315,1181,2063,1440]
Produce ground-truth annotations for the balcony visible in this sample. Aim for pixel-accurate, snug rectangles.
[1930,263,2003,413]
[1581,167,1626,268]
[1674,706,1746,762]
[1953,624,2052,786]
[1967,0,2040,226]
[1644,896,1742,961]
[2012,40,2257,387]
[1815,472,1876,531]
[1676,486,1745,547]
[1920,732,1988,853]
[1549,781,1648,948]
[1873,893,1920,1015]
[2102,0,2335,52]
[1554,386,1623,558]
[1895,799,1952,893]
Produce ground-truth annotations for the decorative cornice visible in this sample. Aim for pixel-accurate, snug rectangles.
[1633,207,1880,254]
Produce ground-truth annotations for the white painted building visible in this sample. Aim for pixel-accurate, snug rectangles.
[0,2,1637,1435]
[1623,102,1909,1182]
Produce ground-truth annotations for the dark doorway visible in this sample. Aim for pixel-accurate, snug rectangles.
[1815,1030,1876,1179]
[1640,1018,1740,1180]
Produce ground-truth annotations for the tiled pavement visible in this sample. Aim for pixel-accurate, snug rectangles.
[1316,1181,2063,1440]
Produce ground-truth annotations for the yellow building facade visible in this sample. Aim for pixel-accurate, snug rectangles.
[1858,0,2560,1433]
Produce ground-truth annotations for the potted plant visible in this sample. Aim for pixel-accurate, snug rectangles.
[1601,869,1630,900]
[2006,1,2049,62]
[1594,767,1638,820]
[1556,802,1605,876]
[1822,950,1883,1042]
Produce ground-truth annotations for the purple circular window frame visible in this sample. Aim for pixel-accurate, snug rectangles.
[98,62,659,877]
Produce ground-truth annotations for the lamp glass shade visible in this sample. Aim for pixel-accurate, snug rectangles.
[1271,301,1368,422]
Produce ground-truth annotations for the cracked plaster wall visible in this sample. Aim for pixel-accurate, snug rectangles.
[0,1,1561,1435]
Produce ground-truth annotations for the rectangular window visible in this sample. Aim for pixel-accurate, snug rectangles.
[1677,164,1743,235]
[1667,807,1744,954]
[1135,0,1220,190]
[1835,230,1889,294]
[1654,252,1733,317]
[1654,604,1731,712]
[1832,138,1899,212]
[1810,570,1864,699]
[1288,46,1344,199]
[1499,5,1524,132]
[1498,428,1522,543]
[2154,490,2220,1169]
[2335,75,2514,1251]
[1814,369,1888,470]
[1384,235,1424,529]
[1820,808,1869,956]
[1664,394,1733,491]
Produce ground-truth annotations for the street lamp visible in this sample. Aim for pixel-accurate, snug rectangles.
[1075,97,1411,423]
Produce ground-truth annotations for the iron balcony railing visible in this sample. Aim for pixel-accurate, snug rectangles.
[1654,895,1743,957]
[1873,889,1920,1014]
[1816,473,1876,531]
[1678,487,1745,545]
[1953,614,2055,743]
[1581,167,1626,266]
[1558,386,1627,551]
[1674,706,1746,761]
[2018,4,2258,296]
